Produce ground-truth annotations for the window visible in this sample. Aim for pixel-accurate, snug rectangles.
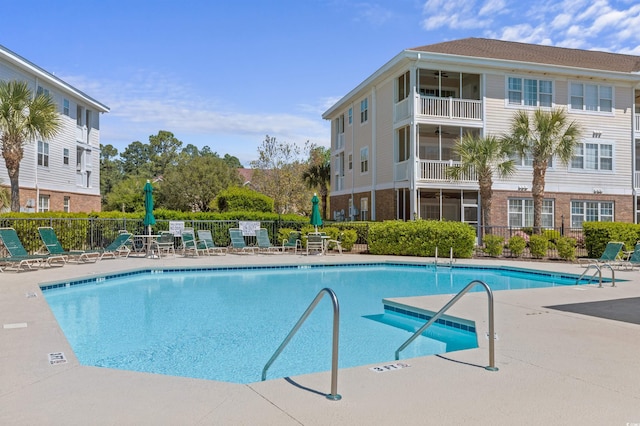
[397,71,410,102]
[570,83,612,112]
[360,197,369,221]
[507,77,552,107]
[571,201,613,228]
[397,126,410,162]
[348,108,352,125]
[63,196,70,213]
[36,85,50,97]
[508,199,554,228]
[38,195,50,213]
[63,99,70,116]
[360,147,369,173]
[63,148,69,165]
[37,141,49,167]
[348,153,352,170]
[335,114,345,149]
[510,151,553,168]
[571,140,613,171]
[360,98,368,123]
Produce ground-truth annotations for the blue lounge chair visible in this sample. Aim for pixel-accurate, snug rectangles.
[281,231,302,254]
[100,233,132,259]
[38,226,101,263]
[181,228,208,257]
[255,228,282,254]
[228,228,257,254]
[580,241,624,266]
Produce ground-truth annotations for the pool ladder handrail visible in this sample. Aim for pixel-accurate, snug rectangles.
[394,279,498,371]
[434,246,454,266]
[261,287,342,401]
[577,263,615,287]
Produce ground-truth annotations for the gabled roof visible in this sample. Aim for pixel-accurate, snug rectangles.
[0,44,109,113]
[410,37,640,73]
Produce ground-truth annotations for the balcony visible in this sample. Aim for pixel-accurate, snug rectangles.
[336,133,345,150]
[418,160,477,182]
[76,125,88,144]
[417,96,482,121]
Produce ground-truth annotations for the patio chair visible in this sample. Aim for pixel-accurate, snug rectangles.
[255,228,282,254]
[306,233,325,255]
[281,231,302,254]
[228,228,257,254]
[181,228,208,257]
[0,227,63,271]
[197,230,227,255]
[579,241,625,266]
[326,232,343,255]
[99,232,132,259]
[614,242,640,270]
[155,231,176,257]
[38,226,101,263]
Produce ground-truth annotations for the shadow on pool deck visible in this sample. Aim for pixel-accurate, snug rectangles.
[546,297,640,325]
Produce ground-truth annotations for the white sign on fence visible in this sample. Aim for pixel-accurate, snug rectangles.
[169,221,185,236]
[238,221,260,236]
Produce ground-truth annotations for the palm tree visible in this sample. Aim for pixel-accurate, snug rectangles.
[0,178,9,211]
[302,146,331,219]
[504,108,581,233]
[0,80,61,212]
[448,133,516,230]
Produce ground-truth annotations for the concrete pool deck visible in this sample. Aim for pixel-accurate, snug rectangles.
[1,253,639,425]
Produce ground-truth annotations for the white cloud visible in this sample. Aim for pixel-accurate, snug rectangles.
[354,2,395,26]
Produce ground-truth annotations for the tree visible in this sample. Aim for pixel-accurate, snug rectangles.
[0,177,10,211]
[223,153,243,168]
[100,144,123,207]
[504,108,582,233]
[103,175,148,212]
[302,145,331,219]
[448,133,515,229]
[159,155,241,212]
[120,141,152,176]
[0,80,61,211]
[148,130,182,177]
[250,135,311,214]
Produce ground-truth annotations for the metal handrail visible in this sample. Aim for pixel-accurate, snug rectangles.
[394,279,498,371]
[577,263,615,287]
[261,288,342,401]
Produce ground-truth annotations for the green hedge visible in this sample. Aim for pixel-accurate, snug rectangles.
[583,222,640,258]
[367,220,475,258]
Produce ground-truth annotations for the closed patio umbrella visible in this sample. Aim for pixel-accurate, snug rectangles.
[310,193,322,233]
[143,180,156,235]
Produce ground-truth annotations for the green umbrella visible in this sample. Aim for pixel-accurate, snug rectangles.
[143,180,156,235]
[310,193,322,232]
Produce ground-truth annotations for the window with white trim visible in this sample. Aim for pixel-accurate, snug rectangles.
[38,195,50,212]
[397,71,410,102]
[571,140,613,171]
[63,148,69,166]
[63,196,70,213]
[36,85,50,97]
[360,147,369,173]
[37,141,49,167]
[360,98,368,123]
[570,83,612,113]
[348,153,352,170]
[507,77,552,107]
[63,99,70,116]
[348,107,352,125]
[510,151,553,168]
[508,199,554,228]
[571,201,613,228]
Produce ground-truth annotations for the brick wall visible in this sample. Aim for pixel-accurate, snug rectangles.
[16,187,101,213]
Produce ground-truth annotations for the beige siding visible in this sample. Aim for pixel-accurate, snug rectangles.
[374,79,394,184]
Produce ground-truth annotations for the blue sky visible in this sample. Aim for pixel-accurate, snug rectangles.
[2,0,640,166]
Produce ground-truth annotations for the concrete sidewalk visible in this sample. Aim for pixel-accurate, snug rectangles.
[1,254,639,425]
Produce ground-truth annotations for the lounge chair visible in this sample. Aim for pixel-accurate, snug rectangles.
[38,226,101,263]
[100,232,132,259]
[197,230,227,255]
[228,228,257,254]
[306,233,325,255]
[326,233,343,254]
[0,227,63,270]
[614,242,640,270]
[181,228,208,257]
[281,231,302,254]
[579,241,624,266]
[255,228,282,254]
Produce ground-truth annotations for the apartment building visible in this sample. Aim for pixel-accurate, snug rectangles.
[323,38,640,231]
[0,44,109,212]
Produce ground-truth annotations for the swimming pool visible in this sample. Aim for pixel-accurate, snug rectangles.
[41,262,589,384]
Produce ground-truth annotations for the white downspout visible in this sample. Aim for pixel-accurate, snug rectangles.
[371,87,376,221]
[34,77,39,213]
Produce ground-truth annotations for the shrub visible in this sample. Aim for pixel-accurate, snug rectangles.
[215,187,274,213]
[483,234,504,257]
[528,234,548,258]
[542,229,561,243]
[556,236,577,261]
[507,235,526,257]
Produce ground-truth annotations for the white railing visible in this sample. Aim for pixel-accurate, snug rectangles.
[394,96,411,122]
[418,160,477,182]
[76,125,88,143]
[394,160,410,181]
[635,171,640,189]
[418,96,482,121]
[336,133,345,150]
[635,113,640,133]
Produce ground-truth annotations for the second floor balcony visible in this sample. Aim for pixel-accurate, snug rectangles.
[394,94,483,123]
[394,159,477,183]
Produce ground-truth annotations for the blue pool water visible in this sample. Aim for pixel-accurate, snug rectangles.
[42,263,586,384]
